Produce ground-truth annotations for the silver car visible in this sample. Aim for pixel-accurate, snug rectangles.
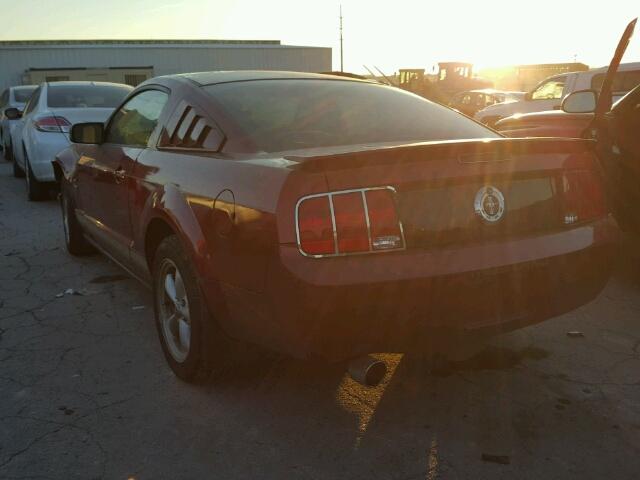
[9,81,133,200]
[0,85,37,161]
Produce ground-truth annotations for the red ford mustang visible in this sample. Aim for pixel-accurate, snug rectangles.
[53,71,618,382]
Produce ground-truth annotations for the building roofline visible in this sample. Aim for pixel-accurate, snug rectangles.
[515,62,590,69]
[26,66,154,72]
[0,39,282,46]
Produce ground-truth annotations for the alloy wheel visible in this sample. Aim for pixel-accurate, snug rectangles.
[158,259,191,363]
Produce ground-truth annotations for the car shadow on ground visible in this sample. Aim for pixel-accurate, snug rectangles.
[614,232,640,288]
[177,233,640,478]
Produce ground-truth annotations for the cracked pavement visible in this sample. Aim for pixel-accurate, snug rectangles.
[1,158,640,479]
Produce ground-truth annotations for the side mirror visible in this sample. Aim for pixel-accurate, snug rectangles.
[71,122,104,144]
[561,90,598,114]
[524,92,532,101]
[4,108,22,120]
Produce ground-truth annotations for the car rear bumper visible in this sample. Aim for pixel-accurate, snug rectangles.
[207,216,619,361]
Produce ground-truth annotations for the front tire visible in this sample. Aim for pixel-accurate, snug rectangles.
[153,235,224,382]
[60,186,94,255]
[25,155,47,201]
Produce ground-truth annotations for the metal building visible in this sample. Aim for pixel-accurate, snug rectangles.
[0,39,332,89]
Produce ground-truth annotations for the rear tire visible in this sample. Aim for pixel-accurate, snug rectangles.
[60,186,94,255]
[152,235,229,383]
[25,155,47,201]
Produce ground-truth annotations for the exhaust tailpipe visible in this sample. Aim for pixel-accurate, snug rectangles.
[348,355,387,386]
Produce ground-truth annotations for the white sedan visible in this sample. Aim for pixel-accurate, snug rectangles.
[8,81,132,200]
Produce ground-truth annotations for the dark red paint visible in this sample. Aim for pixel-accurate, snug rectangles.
[54,74,619,362]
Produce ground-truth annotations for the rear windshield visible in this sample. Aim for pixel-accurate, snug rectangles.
[13,86,36,103]
[47,84,132,108]
[204,79,498,153]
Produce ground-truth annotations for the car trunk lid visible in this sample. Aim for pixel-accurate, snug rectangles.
[287,137,604,250]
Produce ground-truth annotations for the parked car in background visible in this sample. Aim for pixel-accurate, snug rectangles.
[497,19,639,233]
[54,71,617,383]
[474,62,640,127]
[7,81,132,200]
[448,89,524,117]
[0,85,37,161]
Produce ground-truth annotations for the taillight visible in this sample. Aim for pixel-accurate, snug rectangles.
[365,189,404,251]
[562,170,606,225]
[34,115,71,133]
[296,187,405,258]
[333,192,370,253]
[297,196,335,256]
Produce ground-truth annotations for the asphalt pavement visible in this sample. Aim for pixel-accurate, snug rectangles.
[1,157,640,479]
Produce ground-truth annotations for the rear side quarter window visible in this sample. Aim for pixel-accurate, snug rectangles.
[158,100,225,152]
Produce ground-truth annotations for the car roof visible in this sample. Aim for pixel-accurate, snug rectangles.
[174,70,371,86]
[589,61,640,73]
[458,89,520,95]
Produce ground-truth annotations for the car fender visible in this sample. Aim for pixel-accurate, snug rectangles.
[139,183,212,282]
[21,123,38,168]
[11,122,26,167]
[51,147,80,183]
[138,185,236,362]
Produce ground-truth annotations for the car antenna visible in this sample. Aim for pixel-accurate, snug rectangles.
[363,65,387,84]
[374,66,399,87]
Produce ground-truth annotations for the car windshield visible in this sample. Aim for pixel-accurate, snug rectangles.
[204,79,498,152]
[47,84,132,108]
[13,86,36,103]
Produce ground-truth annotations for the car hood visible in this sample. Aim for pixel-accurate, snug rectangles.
[474,100,544,119]
[499,110,593,124]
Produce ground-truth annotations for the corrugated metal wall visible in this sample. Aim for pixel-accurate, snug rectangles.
[0,44,332,89]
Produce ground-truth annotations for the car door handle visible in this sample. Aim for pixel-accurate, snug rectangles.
[114,167,126,183]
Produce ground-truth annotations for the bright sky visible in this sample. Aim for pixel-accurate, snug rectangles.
[1,0,639,74]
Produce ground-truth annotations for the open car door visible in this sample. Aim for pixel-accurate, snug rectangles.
[590,18,639,231]
[594,18,637,117]
[600,84,640,231]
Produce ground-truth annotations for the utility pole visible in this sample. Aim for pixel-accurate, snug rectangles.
[339,5,344,72]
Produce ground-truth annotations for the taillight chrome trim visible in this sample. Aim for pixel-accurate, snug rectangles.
[327,193,339,254]
[295,186,406,259]
[361,190,373,251]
